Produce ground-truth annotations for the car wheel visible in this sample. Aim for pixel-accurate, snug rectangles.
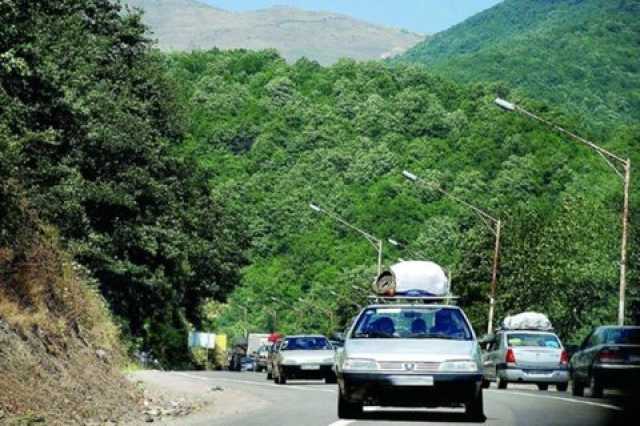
[465,389,485,422]
[589,376,603,398]
[556,382,568,392]
[266,370,272,380]
[326,376,337,384]
[278,372,287,385]
[498,377,508,389]
[537,384,549,391]
[482,379,491,389]
[337,392,362,419]
[571,379,584,397]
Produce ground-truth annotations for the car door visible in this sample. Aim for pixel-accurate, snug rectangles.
[574,330,597,381]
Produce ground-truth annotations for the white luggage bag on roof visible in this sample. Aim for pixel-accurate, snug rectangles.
[501,312,553,331]
[375,261,449,297]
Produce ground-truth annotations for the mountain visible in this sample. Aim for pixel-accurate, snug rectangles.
[124,0,425,65]
[397,0,640,131]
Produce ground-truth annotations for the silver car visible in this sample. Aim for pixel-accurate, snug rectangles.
[481,330,569,391]
[272,335,337,384]
[335,304,484,420]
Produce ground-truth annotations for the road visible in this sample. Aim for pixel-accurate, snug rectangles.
[161,371,628,426]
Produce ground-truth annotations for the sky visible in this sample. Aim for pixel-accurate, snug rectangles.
[202,0,504,34]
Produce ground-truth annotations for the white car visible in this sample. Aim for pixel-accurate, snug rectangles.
[272,335,337,384]
[335,303,484,420]
[481,330,569,391]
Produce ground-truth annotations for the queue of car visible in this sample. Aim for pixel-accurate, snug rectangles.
[234,260,639,420]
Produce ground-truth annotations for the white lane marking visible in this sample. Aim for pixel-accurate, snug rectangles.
[174,372,337,393]
[327,421,354,426]
[488,389,623,411]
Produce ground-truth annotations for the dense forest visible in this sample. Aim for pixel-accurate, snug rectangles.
[1,0,639,374]
[166,49,639,344]
[0,0,247,366]
[397,0,640,133]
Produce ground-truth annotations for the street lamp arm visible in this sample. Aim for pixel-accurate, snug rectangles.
[403,170,500,229]
[310,203,382,248]
[495,98,628,168]
[309,202,384,275]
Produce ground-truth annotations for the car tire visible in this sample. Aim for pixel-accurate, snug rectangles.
[482,379,491,389]
[537,384,549,391]
[266,370,272,380]
[337,392,362,419]
[498,377,508,389]
[326,376,337,384]
[589,376,603,398]
[571,379,584,397]
[556,383,568,392]
[465,389,485,422]
[278,373,287,385]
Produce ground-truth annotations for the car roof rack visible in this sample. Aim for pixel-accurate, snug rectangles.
[367,295,459,305]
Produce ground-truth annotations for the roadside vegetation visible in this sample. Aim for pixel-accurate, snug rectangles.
[165,49,639,343]
[1,0,639,421]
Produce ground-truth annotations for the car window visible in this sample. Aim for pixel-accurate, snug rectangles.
[351,306,473,340]
[506,333,561,348]
[603,328,640,345]
[281,337,332,350]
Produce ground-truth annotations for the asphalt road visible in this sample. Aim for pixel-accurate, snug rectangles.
[170,371,629,426]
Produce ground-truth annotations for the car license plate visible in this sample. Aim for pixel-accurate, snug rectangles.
[629,355,640,363]
[301,365,320,370]
[391,376,434,386]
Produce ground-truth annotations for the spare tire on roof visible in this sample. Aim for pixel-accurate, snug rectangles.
[374,261,449,297]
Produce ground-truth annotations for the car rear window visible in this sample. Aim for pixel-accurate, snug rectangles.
[281,337,332,350]
[507,333,560,348]
[603,328,640,345]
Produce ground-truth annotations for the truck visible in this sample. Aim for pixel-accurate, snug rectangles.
[247,333,271,357]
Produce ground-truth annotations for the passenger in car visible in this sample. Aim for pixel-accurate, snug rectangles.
[411,318,427,334]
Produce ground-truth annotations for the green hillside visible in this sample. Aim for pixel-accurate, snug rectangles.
[398,0,640,131]
[166,50,640,342]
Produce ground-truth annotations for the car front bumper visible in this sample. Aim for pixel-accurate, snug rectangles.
[338,372,482,407]
[279,364,336,380]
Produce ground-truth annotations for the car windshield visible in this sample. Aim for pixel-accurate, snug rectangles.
[603,328,640,345]
[351,306,473,340]
[507,333,560,348]
[281,337,332,350]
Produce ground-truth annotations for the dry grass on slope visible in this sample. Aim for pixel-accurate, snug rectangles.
[0,208,142,425]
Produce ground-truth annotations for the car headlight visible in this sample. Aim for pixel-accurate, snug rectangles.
[439,360,479,372]
[281,358,298,365]
[342,358,378,371]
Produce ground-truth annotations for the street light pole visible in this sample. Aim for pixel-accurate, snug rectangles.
[495,98,631,325]
[309,203,384,276]
[403,170,502,334]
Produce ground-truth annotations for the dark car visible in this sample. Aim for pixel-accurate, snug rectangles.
[569,326,640,397]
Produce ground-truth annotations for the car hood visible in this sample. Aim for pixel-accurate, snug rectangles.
[345,339,477,362]
[281,350,335,363]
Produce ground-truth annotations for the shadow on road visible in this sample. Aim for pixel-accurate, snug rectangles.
[356,409,485,423]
